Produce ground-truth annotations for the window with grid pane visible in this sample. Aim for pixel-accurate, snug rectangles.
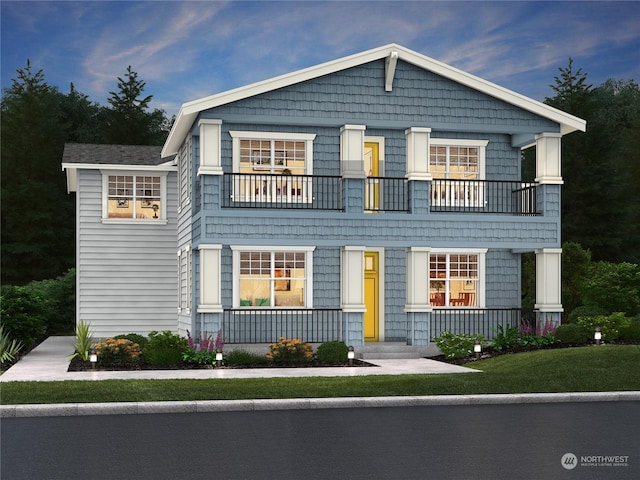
[107,175,162,219]
[429,146,479,179]
[239,251,306,307]
[429,253,478,307]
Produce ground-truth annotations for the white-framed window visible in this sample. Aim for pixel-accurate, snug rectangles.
[229,131,315,203]
[177,249,183,313]
[430,139,487,208]
[231,246,315,308]
[177,137,192,211]
[429,249,486,307]
[102,172,168,222]
[185,245,191,313]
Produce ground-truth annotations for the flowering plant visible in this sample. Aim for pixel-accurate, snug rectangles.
[266,337,313,363]
[94,338,142,364]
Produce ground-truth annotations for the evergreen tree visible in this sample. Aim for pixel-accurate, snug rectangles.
[102,66,167,145]
[1,61,74,284]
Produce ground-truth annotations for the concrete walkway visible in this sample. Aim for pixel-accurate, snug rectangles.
[0,336,477,383]
[2,337,638,418]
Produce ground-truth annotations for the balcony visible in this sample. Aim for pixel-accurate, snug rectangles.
[430,179,539,215]
[221,173,539,216]
[431,308,536,340]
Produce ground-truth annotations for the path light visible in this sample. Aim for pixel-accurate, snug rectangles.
[216,349,223,368]
[348,346,355,367]
[474,339,482,360]
[594,327,602,346]
[89,346,97,369]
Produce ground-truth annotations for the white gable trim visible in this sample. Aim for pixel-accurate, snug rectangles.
[163,44,585,158]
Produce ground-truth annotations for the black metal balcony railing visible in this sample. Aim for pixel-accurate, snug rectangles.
[222,308,342,343]
[430,180,539,215]
[365,177,410,213]
[222,173,343,210]
[431,308,536,340]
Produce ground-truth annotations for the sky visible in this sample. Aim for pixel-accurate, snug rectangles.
[2,1,639,117]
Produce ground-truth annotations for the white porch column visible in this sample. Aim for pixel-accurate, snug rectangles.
[534,248,563,312]
[198,244,223,313]
[535,133,563,184]
[341,246,366,311]
[198,119,223,175]
[405,247,433,312]
[340,125,366,178]
[405,127,432,181]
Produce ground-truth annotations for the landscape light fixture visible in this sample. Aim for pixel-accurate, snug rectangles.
[594,327,602,346]
[216,349,223,368]
[348,346,355,366]
[474,339,482,360]
[89,346,97,369]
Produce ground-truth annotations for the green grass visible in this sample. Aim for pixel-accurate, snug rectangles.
[2,345,639,405]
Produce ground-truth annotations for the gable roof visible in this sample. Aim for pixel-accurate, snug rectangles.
[62,143,175,193]
[162,43,586,157]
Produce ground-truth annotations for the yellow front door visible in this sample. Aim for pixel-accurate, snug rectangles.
[364,251,379,342]
[364,142,379,211]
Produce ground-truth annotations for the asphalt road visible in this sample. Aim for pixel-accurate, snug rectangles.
[1,401,638,479]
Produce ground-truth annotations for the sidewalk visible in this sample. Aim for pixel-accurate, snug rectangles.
[0,336,477,382]
[3,337,639,418]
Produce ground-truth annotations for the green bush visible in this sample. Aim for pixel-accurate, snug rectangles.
[29,269,76,335]
[491,325,519,351]
[114,333,149,349]
[69,320,94,362]
[576,312,628,341]
[434,332,485,359]
[581,262,640,315]
[567,305,608,323]
[555,324,591,344]
[224,349,269,366]
[143,330,189,365]
[618,318,640,341]
[0,285,47,347]
[0,325,24,364]
[316,341,349,362]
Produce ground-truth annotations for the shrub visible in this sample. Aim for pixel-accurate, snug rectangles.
[0,325,24,364]
[95,338,142,365]
[266,337,313,363]
[576,312,628,340]
[143,330,189,365]
[618,318,640,341]
[114,333,148,349]
[581,262,640,315]
[492,325,519,351]
[29,269,76,335]
[0,285,47,347]
[224,349,270,366]
[316,341,349,362]
[434,332,485,359]
[555,324,591,344]
[69,320,94,361]
[567,305,608,324]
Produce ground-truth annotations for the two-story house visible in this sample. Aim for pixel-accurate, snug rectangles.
[63,44,585,347]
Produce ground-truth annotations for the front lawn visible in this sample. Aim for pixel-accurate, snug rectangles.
[1,345,639,405]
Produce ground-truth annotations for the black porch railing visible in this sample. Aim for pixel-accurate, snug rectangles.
[431,308,536,340]
[222,308,342,343]
[365,177,410,212]
[430,180,539,215]
[222,173,343,210]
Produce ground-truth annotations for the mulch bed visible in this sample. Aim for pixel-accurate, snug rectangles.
[67,358,374,372]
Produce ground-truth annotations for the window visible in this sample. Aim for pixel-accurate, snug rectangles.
[229,131,315,203]
[103,173,167,221]
[232,246,314,308]
[429,251,485,307]
[430,139,487,208]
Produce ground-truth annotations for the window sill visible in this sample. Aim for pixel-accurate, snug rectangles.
[101,218,169,225]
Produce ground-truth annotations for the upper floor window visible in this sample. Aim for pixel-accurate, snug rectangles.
[229,131,315,203]
[102,172,167,222]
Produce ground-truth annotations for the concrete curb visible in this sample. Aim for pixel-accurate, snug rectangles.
[2,391,639,418]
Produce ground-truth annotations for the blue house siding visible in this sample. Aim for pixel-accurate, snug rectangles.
[384,247,408,341]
